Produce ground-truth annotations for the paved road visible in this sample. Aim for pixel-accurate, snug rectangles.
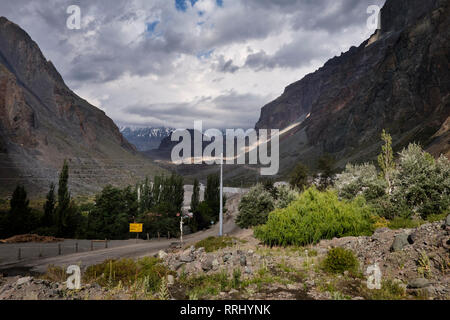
[0,196,242,274]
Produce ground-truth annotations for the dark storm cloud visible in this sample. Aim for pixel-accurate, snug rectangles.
[216,55,239,73]
[0,0,386,128]
[0,0,385,83]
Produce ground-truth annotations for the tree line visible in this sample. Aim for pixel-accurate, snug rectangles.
[0,162,225,240]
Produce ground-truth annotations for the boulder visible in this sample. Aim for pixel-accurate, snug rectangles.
[180,255,194,263]
[222,254,232,263]
[158,250,168,259]
[173,262,185,270]
[408,278,431,289]
[212,259,220,270]
[407,232,417,245]
[201,256,214,271]
[16,277,32,286]
[391,233,409,252]
[167,275,175,286]
[239,255,247,267]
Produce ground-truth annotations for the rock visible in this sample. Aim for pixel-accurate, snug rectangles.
[446,215,450,227]
[374,228,390,233]
[167,275,175,286]
[180,254,194,263]
[286,284,297,290]
[393,279,407,291]
[222,254,232,263]
[196,247,205,254]
[248,250,254,256]
[391,233,409,252]
[184,262,202,274]
[212,259,220,270]
[158,250,168,259]
[408,278,431,289]
[425,286,436,296]
[16,277,32,286]
[244,267,252,275]
[170,242,182,249]
[201,257,214,271]
[173,262,185,270]
[239,255,247,267]
[407,232,417,245]
[229,289,239,295]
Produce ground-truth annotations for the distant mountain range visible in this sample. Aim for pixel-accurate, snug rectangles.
[0,17,166,196]
[0,0,448,194]
[120,126,173,151]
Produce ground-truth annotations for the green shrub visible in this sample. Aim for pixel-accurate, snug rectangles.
[254,187,374,246]
[322,247,359,274]
[289,163,309,190]
[180,271,231,298]
[275,185,299,209]
[334,163,386,201]
[365,279,406,300]
[371,194,411,220]
[393,145,450,219]
[426,213,448,223]
[236,184,275,228]
[84,257,172,291]
[387,217,424,230]
[194,236,236,253]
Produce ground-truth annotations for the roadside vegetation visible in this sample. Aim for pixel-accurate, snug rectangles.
[0,165,224,240]
[194,236,239,253]
[234,129,449,248]
[254,187,374,246]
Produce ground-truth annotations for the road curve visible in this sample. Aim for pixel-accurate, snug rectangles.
[0,213,240,274]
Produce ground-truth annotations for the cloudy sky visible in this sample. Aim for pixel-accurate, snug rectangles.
[1,0,385,129]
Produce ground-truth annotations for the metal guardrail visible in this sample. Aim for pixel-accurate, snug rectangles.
[12,240,110,261]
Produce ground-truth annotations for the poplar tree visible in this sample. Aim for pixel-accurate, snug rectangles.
[42,183,56,227]
[191,179,200,213]
[378,130,395,195]
[9,185,30,235]
[56,160,71,236]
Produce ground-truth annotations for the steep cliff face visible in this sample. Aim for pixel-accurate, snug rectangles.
[255,0,449,173]
[0,18,165,196]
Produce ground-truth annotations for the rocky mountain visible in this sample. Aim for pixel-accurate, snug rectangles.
[120,127,173,151]
[255,0,449,175]
[0,17,166,196]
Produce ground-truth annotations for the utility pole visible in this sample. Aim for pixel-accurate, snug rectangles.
[219,152,223,237]
[179,214,183,244]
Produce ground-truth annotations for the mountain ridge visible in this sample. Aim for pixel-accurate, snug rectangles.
[254,0,449,176]
[120,126,173,151]
[0,17,166,196]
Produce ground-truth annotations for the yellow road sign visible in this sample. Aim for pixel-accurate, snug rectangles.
[129,223,143,233]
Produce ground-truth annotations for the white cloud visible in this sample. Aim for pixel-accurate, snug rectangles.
[0,0,385,129]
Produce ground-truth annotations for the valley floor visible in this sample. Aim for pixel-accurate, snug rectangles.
[0,218,449,300]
